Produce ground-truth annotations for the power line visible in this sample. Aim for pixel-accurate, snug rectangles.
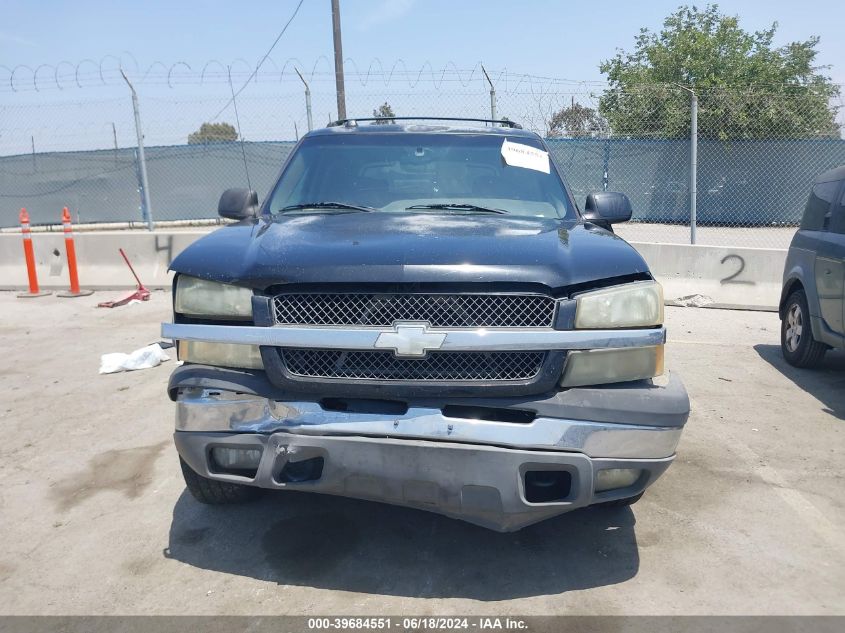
[209,0,305,121]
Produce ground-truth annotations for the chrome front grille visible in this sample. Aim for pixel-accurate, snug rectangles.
[281,349,547,382]
[273,293,556,328]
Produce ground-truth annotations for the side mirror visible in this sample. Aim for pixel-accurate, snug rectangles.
[582,192,633,228]
[218,188,259,221]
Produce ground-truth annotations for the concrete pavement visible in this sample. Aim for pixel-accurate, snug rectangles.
[0,294,842,615]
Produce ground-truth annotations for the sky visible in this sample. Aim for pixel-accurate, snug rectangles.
[2,0,843,84]
[1,0,844,152]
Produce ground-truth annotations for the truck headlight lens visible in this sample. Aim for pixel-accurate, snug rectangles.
[178,340,264,369]
[575,281,663,329]
[175,276,253,318]
[560,345,663,388]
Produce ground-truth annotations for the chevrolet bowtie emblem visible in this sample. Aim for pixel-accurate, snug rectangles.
[374,321,447,357]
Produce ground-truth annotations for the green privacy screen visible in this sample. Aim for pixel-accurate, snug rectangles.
[546,137,845,225]
[2,138,844,228]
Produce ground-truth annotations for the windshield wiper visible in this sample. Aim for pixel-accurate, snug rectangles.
[277,201,378,213]
[405,203,509,215]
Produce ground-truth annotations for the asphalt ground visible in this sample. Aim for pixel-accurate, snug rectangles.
[0,293,842,615]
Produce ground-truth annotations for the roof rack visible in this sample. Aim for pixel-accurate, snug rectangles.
[327,116,523,129]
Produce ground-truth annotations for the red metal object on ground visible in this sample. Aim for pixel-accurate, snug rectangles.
[57,207,94,298]
[17,208,51,298]
[97,248,151,308]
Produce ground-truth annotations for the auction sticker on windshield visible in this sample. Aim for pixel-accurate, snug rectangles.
[500,138,550,174]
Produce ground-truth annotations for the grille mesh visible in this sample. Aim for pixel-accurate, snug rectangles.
[282,349,546,381]
[273,293,555,328]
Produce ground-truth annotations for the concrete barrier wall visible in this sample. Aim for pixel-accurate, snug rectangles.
[632,242,786,311]
[0,230,786,310]
[0,231,205,291]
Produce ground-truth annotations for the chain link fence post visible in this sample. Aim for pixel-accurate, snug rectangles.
[295,67,313,132]
[690,90,698,245]
[602,139,610,191]
[481,65,496,122]
[120,70,154,231]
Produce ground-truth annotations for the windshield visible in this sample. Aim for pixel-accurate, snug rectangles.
[267,132,576,219]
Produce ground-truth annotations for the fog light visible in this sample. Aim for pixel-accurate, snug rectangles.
[210,447,262,475]
[595,468,642,492]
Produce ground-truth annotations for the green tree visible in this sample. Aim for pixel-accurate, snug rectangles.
[598,4,840,139]
[187,122,238,144]
[547,101,608,137]
[372,102,396,124]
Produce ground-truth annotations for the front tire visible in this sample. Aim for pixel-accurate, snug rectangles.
[781,290,827,368]
[179,457,264,505]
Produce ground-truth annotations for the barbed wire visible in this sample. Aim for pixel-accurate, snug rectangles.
[2,55,841,159]
[3,56,841,102]
[0,57,506,92]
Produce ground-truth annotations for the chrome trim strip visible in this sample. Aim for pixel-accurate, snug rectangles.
[162,322,666,351]
[175,389,681,459]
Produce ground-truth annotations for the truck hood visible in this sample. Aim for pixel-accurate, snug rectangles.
[170,213,650,292]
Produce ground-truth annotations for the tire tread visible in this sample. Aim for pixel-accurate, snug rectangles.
[179,457,262,505]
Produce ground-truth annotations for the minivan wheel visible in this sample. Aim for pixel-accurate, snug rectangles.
[179,457,264,505]
[781,290,827,368]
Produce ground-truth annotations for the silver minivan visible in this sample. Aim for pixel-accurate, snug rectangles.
[780,165,845,367]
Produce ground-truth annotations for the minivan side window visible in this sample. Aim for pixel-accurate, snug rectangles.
[831,185,845,235]
[801,180,840,231]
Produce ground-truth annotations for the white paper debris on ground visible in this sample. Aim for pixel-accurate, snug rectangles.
[673,294,715,308]
[500,139,550,174]
[99,343,171,374]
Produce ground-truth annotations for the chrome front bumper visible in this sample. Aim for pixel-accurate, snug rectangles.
[173,383,684,531]
[175,387,682,459]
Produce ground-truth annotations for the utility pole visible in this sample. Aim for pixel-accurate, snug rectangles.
[331,0,347,120]
[295,67,313,131]
[120,69,154,231]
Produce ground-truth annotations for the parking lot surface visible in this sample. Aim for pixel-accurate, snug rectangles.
[0,292,842,615]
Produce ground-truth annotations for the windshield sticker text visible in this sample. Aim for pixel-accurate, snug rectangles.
[500,139,550,174]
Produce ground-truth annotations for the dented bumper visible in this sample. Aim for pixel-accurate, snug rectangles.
[170,366,688,531]
[177,430,673,531]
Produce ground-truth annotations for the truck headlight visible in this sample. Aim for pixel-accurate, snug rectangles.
[178,340,264,369]
[560,345,664,388]
[574,280,663,329]
[175,276,253,318]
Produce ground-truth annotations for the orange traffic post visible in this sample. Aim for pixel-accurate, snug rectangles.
[16,208,51,298]
[56,207,94,298]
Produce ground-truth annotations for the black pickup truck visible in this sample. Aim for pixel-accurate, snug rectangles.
[162,117,689,531]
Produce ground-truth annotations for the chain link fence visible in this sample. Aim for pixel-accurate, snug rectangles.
[1,66,843,249]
